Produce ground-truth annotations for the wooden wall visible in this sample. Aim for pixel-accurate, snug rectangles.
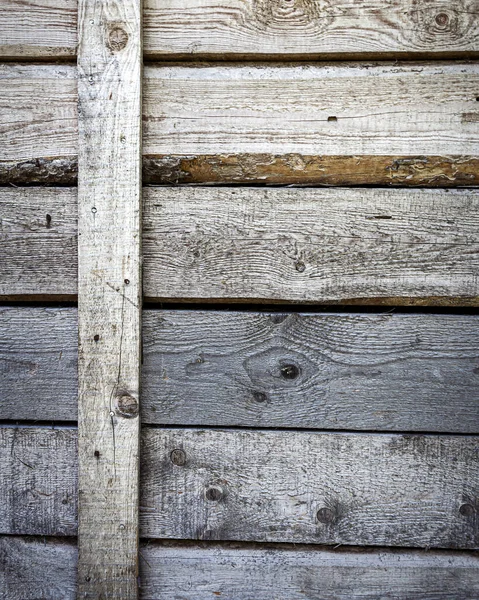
[1,0,478,597]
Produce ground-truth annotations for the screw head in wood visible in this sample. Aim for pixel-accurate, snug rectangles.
[170,449,187,466]
[459,503,475,517]
[205,485,224,502]
[280,363,300,380]
[316,507,336,524]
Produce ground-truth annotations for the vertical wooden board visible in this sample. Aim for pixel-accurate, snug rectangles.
[0,427,77,536]
[140,429,479,549]
[0,0,77,59]
[77,0,142,597]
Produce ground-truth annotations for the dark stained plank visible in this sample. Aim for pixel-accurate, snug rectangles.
[143,186,479,305]
[140,428,479,549]
[0,427,77,536]
[143,0,479,60]
[2,307,478,433]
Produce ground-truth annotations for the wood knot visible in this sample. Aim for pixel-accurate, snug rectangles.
[205,485,224,502]
[116,393,139,418]
[280,363,300,380]
[108,27,129,52]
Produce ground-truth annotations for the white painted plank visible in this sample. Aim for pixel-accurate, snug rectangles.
[77,0,142,596]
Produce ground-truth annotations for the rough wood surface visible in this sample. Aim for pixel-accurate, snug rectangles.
[0,188,77,299]
[0,537,77,599]
[1,63,479,185]
[143,186,479,305]
[143,62,479,158]
[0,427,77,536]
[141,428,479,549]
[2,308,479,433]
[77,0,142,596]
[142,310,479,432]
[144,0,479,59]
[2,537,479,600]
[0,0,77,59]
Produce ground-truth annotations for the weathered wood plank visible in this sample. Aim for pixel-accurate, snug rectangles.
[140,542,479,600]
[77,0,142,596]
[0,307,77,422]
[143,0,479,59]
[1,427,478,549]
[141,428,479,549]
[143,62,479,160]
[0,537,77,599]
[0,427,77,536]
[0,64,77,185]
[142,310,479,432]
[0,188,77,300]
[2,307,478,433]
[0,0,77,59]
[143,186,479,305]
[2,538,479,600]
[2,63,479,186]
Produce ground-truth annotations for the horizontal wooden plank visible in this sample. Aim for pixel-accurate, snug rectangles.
[2,308,479,433]
[2,186,479,304]
[143,0,479,59]
[2,537,479,600]
[0,0,77,60]
[2,427,478,549]
[143,186,479,304]
[2,63,479,185]
[142,428,479,549]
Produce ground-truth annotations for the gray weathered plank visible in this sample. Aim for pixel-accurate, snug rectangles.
[2,537,479,600]
[141,428,479,549]
[2,63,479,186]
[0,0,77,59]
[143,187,479,305]
[139,541,479,600]
[0,188,77,300]
[144,0,479,59]
[77,0,143,596]
[0,537,77,600]
[2,307,479,433]
[0,427,77,536]
[1,427,478,549]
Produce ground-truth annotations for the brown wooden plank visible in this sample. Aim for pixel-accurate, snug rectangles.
[143,0,479,60]
[141,428,479,549]
[2,537,479,600]
[77,0,143,596]
[0,0,77,60]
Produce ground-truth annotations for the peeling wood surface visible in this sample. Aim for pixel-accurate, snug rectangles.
[1,427,478,550]
[0,427,77,536]
[77,0,143,596]
[0,0,77,59]
[141,428,479,549]
[143,62,479,157]
[0,188,77,299]
[143,0,479,59]
[2,307,479,433]
[2,537,479,600]
[143,186,479,304]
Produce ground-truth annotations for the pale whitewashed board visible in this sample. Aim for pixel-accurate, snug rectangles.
[2,537,479,600]
[77,0,142,596]
[2,307,478,432]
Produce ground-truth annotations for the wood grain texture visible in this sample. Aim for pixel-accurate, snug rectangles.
[0,0,77,59]
[0,427,77,536]
[0,307,77,422]
[0,64,77,180]
[2,307,479,433]
[142,310,479,432]
[143,186,479,305]
[2,538,478,600]
[143,62,479,157]
[77,0,142,596]
[141,428,479,549]
[140,541,479,600]
[144,0,479,59]
[0,537,77,600]
[0,188,77,299]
